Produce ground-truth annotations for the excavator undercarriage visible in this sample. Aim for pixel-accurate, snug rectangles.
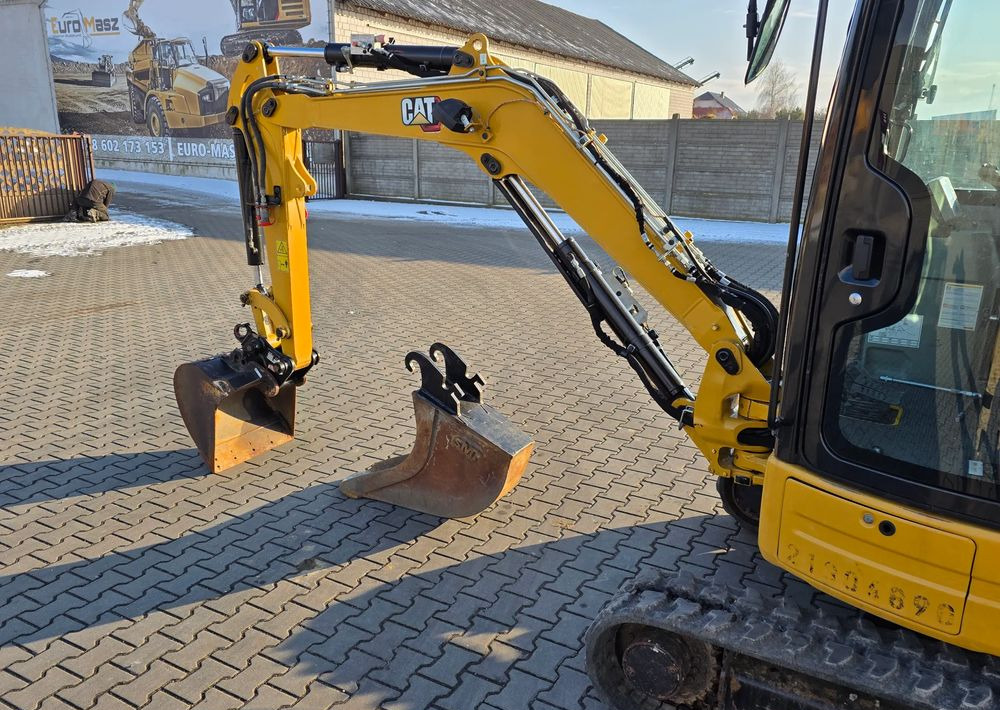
[587,571,999,710]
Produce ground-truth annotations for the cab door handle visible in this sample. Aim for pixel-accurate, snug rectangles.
[852,234,876,280]
[841,232,882,285]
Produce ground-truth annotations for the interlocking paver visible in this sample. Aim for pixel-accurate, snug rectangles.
[521,639,577,682]
[164,657,240,703]
[7,640,82,683]
[485,667,552,710]
[538,665,594,708]
[4,666,80,710]
[0,179,798,709]
[0,670,31,699]
[217,655,292,700]
[160,629,231,671]
[138,690,190,710]
[285,679,349,710]
[55,665,135,710]
[111,631,183,675]
[368,646,432,690]
[468,640,523,682]
[108,660,186,707]
[435,673,502,710]
[383,674,449,710]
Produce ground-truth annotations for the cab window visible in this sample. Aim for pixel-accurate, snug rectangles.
[829,0,1000,499]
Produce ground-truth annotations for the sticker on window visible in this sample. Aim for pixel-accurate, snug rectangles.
[938,282,983,330]
[867,314,923,348]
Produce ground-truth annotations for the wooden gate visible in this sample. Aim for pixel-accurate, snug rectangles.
[0,130,95,224]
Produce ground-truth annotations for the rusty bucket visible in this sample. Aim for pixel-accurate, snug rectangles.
[174,353,296,473]
[340,344,534,518]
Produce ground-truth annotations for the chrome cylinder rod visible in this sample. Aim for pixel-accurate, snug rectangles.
[266,46,327,58]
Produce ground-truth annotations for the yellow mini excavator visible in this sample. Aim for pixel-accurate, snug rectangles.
[174,0,1000,706]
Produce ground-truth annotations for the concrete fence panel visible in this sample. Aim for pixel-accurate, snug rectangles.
[84,119,831,224]
[590,119,672,208]
[346,133,415,199]
[776,121,824,222]
[417,141,492,204]
[671,119,782,222]
[343,118,826,223]
[90,134,237,180]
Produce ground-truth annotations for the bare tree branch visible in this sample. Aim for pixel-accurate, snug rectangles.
[754,60,801,118]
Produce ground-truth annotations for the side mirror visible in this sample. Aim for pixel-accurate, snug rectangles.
[745,0,792,84]
[745,0,760,62]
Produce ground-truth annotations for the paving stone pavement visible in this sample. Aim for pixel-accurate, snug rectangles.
[0,181,827,710]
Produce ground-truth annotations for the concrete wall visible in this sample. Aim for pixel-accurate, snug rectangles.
[90,135,237,179]
[0,0,60,133]
[346,118,826,223]
[333,6,695,120]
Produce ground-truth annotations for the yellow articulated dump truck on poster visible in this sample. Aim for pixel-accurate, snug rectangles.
[126,38,229,137]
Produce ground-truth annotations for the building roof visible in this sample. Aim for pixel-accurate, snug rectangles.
[342,0,699,86]
[695,91,746,114]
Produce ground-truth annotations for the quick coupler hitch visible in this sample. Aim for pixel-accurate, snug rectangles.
[174,323,316,473]
[340,343,534,518]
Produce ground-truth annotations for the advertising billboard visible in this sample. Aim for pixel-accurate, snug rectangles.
[46,0,330,141]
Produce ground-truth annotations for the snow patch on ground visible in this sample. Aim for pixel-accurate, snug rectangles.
[0,210,192,257]
[6,269,50,278]
[313,199,588,234]
[102,170,241,202]
[101,168,792,244]
[672,217,792,244]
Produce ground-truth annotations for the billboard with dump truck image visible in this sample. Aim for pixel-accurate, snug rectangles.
[46,0,330,139]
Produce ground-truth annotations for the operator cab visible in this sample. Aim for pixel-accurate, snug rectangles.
[768,0,1000,527]
[238,0,280,23]
[154,39,200,68]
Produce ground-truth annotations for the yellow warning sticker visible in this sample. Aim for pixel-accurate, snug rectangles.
[275,240,290,272]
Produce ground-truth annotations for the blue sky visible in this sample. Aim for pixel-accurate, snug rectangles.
[543,1,857,111]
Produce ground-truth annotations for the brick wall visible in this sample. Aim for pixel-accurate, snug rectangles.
[345,118,826,223]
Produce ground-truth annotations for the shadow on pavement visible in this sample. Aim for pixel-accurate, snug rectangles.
[0,476,439,648]
[0,449,209,511]
[113,189,787,291]
[0,456,774,709]
[114,190,555,274]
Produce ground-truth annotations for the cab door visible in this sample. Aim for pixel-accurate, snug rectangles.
[778,0,1000,527]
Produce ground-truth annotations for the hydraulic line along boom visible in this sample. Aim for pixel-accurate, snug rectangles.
[174,33,776,499]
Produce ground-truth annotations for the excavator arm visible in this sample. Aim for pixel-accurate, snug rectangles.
[175,34,777,491]
[123,0,155,38]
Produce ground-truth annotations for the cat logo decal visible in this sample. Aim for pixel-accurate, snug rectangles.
[401,96,441,132]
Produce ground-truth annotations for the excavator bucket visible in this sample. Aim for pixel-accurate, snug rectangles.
[174,354,295,473]
[340,344,534,518]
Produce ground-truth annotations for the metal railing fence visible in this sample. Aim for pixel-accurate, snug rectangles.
[0,130,95,224]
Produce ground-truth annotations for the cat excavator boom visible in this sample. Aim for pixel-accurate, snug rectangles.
[175,0,1000,705]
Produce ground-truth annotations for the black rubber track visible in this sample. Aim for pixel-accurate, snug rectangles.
[585,570,1000,710]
